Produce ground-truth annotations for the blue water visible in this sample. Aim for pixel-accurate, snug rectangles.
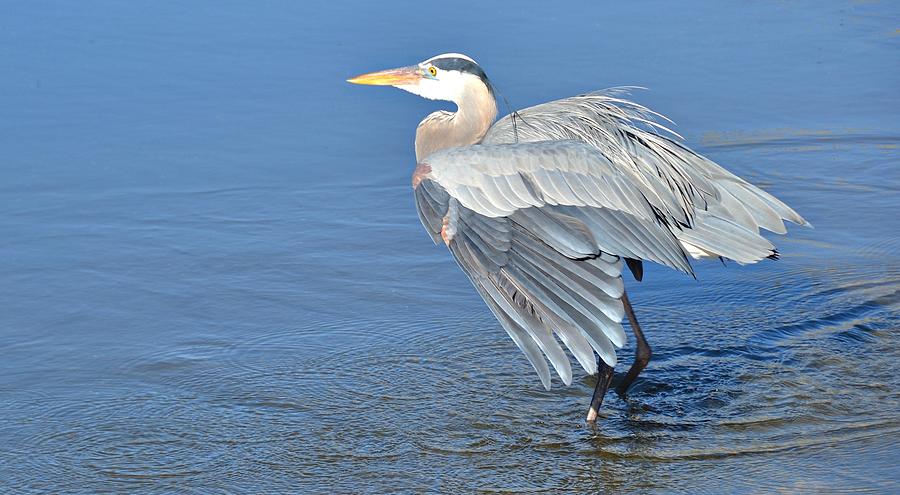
[1,1,898,493]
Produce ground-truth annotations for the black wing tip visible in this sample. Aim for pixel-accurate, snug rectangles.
[767,249,780,261]
[625,258,644,282]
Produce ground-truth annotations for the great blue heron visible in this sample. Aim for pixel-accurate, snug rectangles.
[348,53,808,422]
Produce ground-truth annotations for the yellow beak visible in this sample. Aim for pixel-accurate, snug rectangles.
[347,65,421,86]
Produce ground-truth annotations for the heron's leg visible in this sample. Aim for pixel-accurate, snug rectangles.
[586,357,614,422]
[615,290,652,396]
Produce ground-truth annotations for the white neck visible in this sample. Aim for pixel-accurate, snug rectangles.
[413,80,498,161]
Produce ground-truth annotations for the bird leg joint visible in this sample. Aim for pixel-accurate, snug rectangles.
[440,198,460,246]
[411,162,432,189]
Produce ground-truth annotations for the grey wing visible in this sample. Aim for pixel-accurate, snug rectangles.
[413,141,693,388]
[415,179,626,389]
[483,88,809,264]
[426,141,695,274]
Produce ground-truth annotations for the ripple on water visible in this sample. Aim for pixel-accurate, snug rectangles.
[357,215,900,492]
[6,246,896,494]
[1,390,234,494]
[5,133,898,492]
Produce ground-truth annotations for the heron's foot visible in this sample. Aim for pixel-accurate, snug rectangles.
[586,406,601,422]
[586,360,615,423]
[615,380,636,398]
[615,374,636,398]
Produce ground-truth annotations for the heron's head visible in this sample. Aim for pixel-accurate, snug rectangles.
[347,53,494,104]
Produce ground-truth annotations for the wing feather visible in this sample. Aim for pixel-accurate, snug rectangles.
[477,279,553,389]
[414,164,637,387]
[425,141,694,272]
[482,87,809,263]
[509,207,599,259]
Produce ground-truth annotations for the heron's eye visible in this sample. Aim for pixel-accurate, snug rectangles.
[428,66,437,77]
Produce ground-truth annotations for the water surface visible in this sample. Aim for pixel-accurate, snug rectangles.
[1,1,899,493]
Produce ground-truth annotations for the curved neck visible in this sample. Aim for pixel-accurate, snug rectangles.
[415,83,498,161]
